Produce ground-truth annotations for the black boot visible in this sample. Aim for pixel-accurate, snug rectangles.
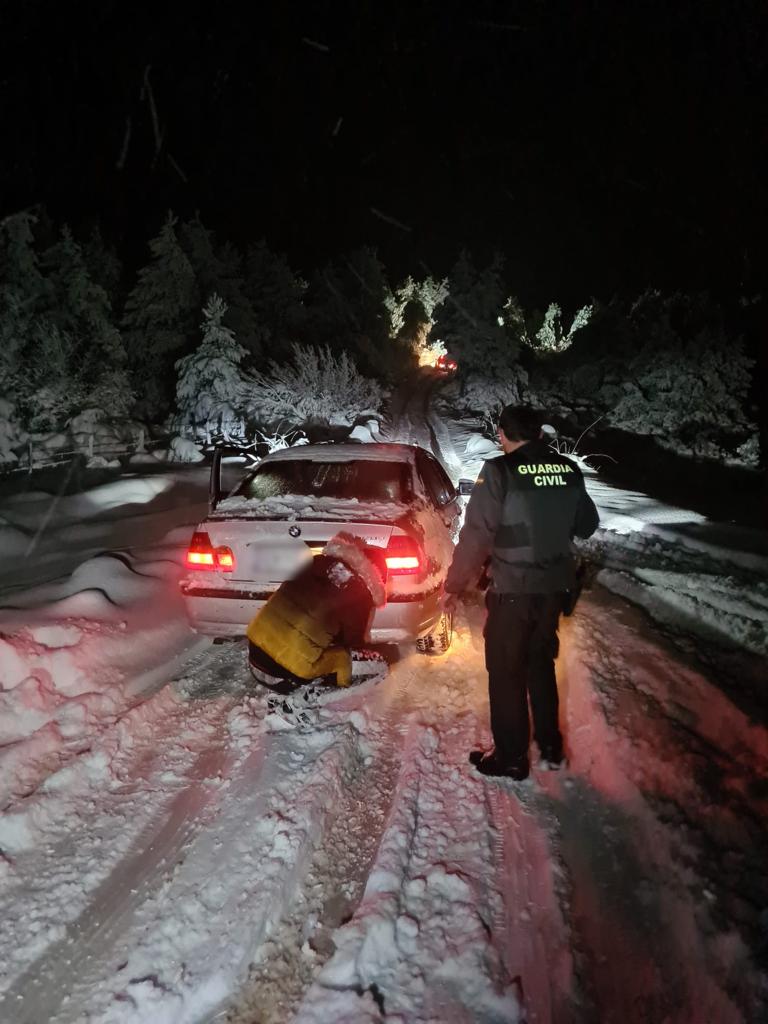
[469,748,529,781]
[537,744,565,771]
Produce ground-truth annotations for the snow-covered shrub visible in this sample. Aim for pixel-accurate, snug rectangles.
[244,344,382,428]
[453,365,531,417]
[175,295,249,442]
[168,436,205,463]
[253,425,309,453]
[735,434,760,469]
[0,397,28,465]
[26,381,85,432]
[57,407,147,464]
[86,370,135,419]
[607,336,753,454]
[69,407,125,451]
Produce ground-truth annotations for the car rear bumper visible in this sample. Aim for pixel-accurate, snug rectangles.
[180,581,444,643]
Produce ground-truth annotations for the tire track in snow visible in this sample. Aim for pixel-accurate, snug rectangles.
[549,594,766,1023]
[382,373,444,463]
[0,644,245,1024]
[290,663,527,1024]
[484,784,579,1024]
[3,743,232,1024]
[17,674,405,1023]
[225,671,414,1023]
[383,371,479,483]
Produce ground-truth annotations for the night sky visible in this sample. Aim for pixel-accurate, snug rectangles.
[2,0,766,305]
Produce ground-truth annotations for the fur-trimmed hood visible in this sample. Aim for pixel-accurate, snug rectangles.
[324,532,387,607]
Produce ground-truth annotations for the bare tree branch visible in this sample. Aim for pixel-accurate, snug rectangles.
[0,206,40,231]
[370,207,412,233]
[168,154,189,184]
[143,65,163,159]
[116,116,132,170]
[301,37,330,53]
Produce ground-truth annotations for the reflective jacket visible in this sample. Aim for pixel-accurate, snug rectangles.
[445,440,599,595]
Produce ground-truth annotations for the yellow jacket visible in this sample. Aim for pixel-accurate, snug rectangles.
[247,533,386,687]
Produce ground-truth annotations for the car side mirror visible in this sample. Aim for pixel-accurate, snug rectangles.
[458,478,474,496]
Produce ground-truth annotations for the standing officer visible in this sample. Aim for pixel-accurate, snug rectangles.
[445,406,599,780]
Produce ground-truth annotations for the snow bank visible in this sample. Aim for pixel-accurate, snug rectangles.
[598,567,768,656]
[0,474,177,530]
[0,516,30,559]
[0,552,197,806]
[464,431,499,459]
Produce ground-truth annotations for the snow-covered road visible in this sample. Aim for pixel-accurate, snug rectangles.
[1,384,767,1023]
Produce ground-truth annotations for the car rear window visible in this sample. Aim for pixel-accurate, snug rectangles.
[235,459,410,503]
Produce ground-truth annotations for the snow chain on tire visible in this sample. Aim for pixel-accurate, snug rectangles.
[416,611,453,655]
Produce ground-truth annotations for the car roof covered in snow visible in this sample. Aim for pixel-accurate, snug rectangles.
[260,442,421,464]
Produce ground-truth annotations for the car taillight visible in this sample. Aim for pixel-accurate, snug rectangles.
[216,548,235,570]
[385,534,423,575]
[186,531,235,572]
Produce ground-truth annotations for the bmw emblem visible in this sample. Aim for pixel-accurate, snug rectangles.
[289,525,301,538]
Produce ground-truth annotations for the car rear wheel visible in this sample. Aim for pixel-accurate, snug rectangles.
[416,610,453,655]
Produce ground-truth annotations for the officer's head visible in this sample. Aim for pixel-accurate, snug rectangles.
[498,406,542,452]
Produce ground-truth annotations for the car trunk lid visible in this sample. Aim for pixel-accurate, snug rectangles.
[204,518,396,584]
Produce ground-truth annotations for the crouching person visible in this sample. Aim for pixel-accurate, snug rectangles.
[246,532,386,689]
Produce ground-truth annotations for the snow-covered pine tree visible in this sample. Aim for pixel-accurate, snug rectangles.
[606,291,754,454]
[0,213,92,428]
[122,213,197,417]
[178,216,263,359]
[175,294,248,442]
[0,211,47,393]
[40,226,133,416]
[82,225,123,311]
[305,247,404,379]
[244,239,306,360]
[432,251,515,375]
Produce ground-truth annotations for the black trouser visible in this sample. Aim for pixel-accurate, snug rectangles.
[484,591,564,762]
